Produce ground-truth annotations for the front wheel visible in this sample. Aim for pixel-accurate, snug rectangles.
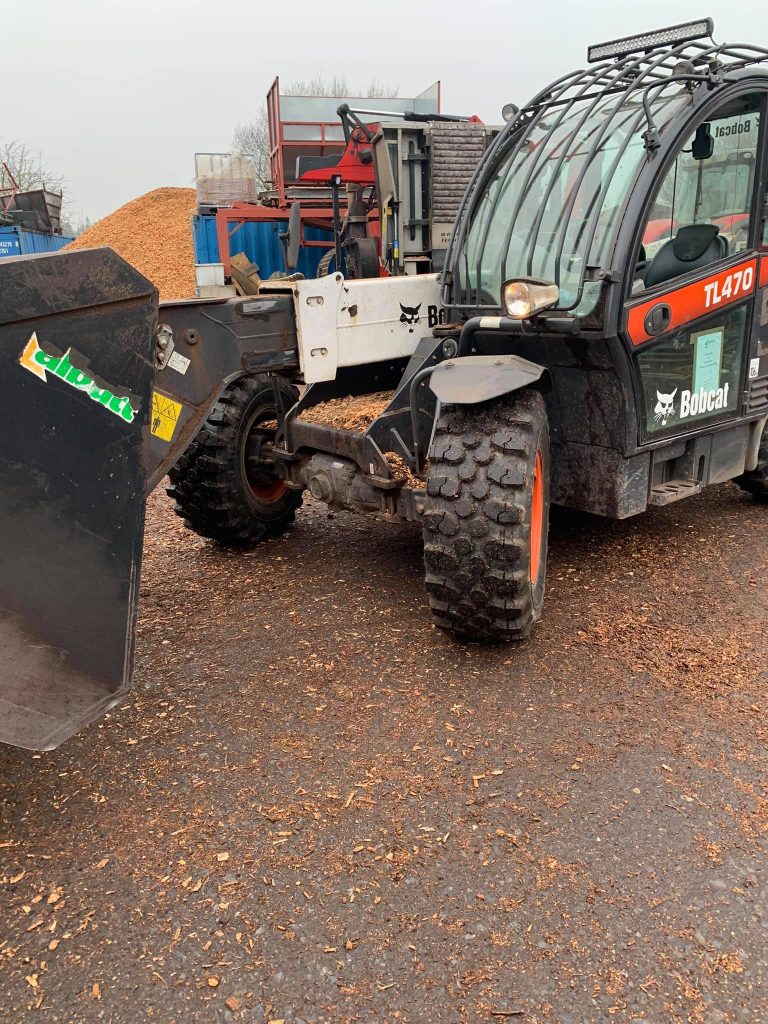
[422,389,550,642]
[167,375,303,546]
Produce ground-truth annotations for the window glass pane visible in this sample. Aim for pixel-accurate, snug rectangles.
[638,95,760,291]
[636,305,746,438]
[456,86,688,311]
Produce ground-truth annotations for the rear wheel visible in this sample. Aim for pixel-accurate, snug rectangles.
[167,375,303,546]
[735,424,768,501]
[422,389,550,642]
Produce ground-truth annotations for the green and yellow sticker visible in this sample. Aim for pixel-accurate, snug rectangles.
[19,332,139,423]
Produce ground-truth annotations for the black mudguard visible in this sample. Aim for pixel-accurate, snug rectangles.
[429,353,546,405]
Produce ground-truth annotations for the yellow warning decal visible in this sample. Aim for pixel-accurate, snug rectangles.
[151,391,183,442]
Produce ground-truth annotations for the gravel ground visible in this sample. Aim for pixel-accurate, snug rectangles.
[1,484,767,1023]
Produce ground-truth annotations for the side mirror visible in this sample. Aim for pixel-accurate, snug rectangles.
[692,123,714,161]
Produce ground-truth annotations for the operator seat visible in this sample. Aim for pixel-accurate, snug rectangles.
[645,224,728,289]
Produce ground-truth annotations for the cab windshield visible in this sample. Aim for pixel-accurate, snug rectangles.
[455,86,689,315]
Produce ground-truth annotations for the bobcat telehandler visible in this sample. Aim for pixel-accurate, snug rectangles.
[3,18,768,751]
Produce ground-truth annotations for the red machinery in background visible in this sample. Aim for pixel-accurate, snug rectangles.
[214,104,381,280]
[213,78,492,281]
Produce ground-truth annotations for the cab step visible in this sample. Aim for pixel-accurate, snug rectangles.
[648,479,703,506]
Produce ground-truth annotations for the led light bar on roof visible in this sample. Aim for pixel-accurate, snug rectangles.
[587,18,714,63]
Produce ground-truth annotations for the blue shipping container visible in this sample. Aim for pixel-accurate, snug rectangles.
[192,215,333,279]
[0,226,73,258]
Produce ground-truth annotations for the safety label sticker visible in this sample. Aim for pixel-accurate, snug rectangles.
[692,328,723,395]
[167,350,191,375]
[151,391,183,442]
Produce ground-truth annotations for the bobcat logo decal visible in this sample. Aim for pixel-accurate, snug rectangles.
[399,302,422,333]
[654,388,677,426]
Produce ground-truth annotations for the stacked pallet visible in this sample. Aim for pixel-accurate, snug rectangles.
[195,155,259,207]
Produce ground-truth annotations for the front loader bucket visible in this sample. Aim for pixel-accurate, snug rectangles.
[0,249,157,750]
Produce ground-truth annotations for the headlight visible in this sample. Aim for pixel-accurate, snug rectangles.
[501,279,560,319]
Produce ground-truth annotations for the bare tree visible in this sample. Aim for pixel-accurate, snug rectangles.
[232,108,271,191]
[283,77,396,98]
[232,77,398,191]
[283,75,352,97]
[365,82,397,99]
[60,214,92,238]
[0,139,65,196]
[282,77,397,99]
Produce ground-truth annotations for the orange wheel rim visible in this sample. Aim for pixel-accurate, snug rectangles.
[249,478,288,501]
[530,449,544,583]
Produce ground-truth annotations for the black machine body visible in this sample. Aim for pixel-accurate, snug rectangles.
[436,21,768,517]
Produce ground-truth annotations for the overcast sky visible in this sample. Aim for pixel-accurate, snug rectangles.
[4,0,764,224]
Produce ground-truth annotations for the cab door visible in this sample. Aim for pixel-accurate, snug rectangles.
[623,90,765,443]
[750,159,768,412]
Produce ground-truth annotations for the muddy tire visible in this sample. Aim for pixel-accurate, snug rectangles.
[167,375,303,546]
[735,425,768,501]
[422,389,550,642]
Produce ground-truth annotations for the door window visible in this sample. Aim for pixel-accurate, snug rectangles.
[636,305,747,438]
[634,94,761,294]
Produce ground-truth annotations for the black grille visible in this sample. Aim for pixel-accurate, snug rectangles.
[431,123,489,224]
[747,375,768,413]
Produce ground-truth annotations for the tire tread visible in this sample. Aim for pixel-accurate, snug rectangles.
[422,390,548,642]
[167,375,303,546]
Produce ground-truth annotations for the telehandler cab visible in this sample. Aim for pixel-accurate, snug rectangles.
[2,18,768,750]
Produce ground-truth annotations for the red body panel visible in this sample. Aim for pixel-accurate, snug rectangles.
[627,258,758,346]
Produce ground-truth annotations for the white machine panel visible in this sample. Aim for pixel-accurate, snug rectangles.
[284,274,442,383]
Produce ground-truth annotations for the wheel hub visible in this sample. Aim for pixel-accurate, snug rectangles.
[243,411,287,502]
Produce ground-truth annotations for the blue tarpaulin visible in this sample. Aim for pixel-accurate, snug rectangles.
[192,215,333,279]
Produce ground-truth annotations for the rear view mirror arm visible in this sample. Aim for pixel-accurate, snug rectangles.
[641,72,720,151]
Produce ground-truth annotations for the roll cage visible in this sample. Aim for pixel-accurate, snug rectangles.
[443,25,768,321]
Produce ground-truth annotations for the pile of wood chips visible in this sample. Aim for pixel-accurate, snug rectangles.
[299,391,423,488]
[299,391,393,432]
[65,187,197,301]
